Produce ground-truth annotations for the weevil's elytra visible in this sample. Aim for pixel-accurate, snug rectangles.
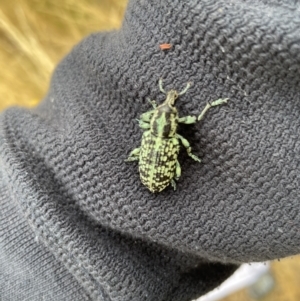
[126,79,228,193]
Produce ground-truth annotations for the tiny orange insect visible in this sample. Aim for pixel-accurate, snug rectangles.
[159,43,172,50]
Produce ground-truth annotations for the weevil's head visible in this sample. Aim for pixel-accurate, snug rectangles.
[165,90,179,107]
[151,90,179,138]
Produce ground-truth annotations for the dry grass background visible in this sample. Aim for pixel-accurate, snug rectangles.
[0,0,127,110]
[222,257,300,301]
[0,1,300,300]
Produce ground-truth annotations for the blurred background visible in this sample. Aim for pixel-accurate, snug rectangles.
[0,0,127,110]
[0,1,299,300]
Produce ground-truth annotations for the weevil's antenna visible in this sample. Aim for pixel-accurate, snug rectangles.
[159,78,167,94]
[178,82,192,96]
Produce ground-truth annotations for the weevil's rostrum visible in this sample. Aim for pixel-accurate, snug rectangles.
[126,79,228,193]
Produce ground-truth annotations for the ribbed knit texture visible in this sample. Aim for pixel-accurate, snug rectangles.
[1,0,300,300]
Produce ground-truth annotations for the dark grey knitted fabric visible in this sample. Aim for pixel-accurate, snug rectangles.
[1,0,300,300]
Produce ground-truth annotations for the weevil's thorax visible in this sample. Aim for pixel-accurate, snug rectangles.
[150,90,179,138]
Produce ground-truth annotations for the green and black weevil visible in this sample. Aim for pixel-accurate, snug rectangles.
[126,79,228,193]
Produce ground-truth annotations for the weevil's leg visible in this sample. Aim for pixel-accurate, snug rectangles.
[176,134,201,162]
[178,82,192,96]
[125,147,140,162]
[175,160,181,180]
[178,115,197,124]
[140,110,155,122]
[147,98,157,109]
[159,78,167,94]
[197,98,229,121]
[138,121,150,130]
[171,179,177,190]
